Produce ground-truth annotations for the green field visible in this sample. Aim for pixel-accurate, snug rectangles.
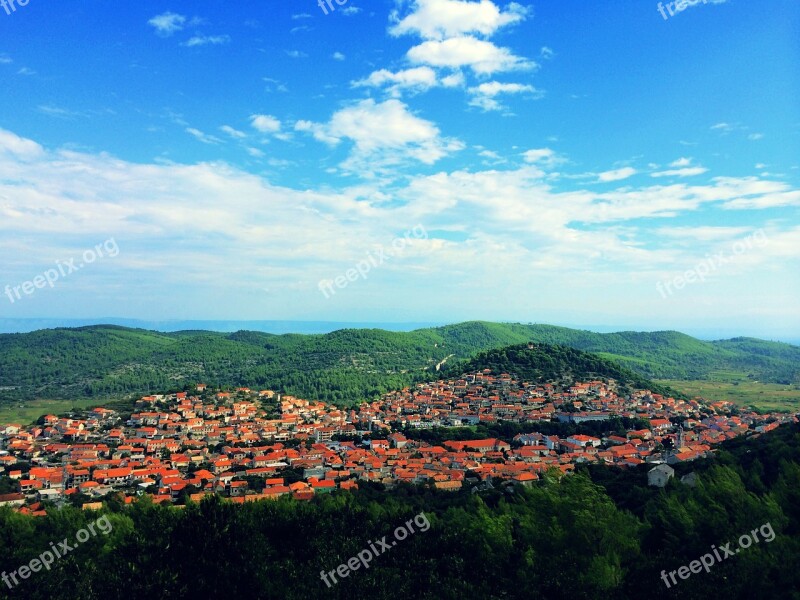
[0,397,100,425]
[658,378,800,413]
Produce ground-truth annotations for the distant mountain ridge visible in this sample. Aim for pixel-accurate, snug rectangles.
[0,318,444,335]
[0,321,797,407]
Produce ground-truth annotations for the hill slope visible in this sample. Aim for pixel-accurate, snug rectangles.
[447,342,682,397]
[0,321,797,407]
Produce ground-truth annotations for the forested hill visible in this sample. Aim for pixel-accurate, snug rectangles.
[447,343,682,398]
[0,321,797,407]
[447,322,800,383]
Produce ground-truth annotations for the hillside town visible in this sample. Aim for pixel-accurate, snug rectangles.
[0,371,796,512]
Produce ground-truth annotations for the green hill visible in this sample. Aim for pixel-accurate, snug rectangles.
[0,321,797,409]
[448,342,682,398]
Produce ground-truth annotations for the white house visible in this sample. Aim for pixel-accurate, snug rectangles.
[647,464,675,488]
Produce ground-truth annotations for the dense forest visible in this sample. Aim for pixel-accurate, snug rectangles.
[1,423,798,599]
[0,321,798,408]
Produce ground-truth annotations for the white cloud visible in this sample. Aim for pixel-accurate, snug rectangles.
[598,167,637,182]
[0,126,796,325]
[670,157,693,167]
[332,52,346,61]
[294,120,340,146]
[390,0,528,40]
[0,55,12,65]
[0,129,44,159]
[467,81,539,111]
[183,35,231,47]
[441,71,465,87]
[407,36,533,74]
[748,133,764,141]
[342,6,362,15]
[295,99,463,173]
[286,50,308,58]
[722,190,800,210]
[148,12,187,37]
[353,66,441,95]
[250,115,282,134]
[522,148,565,169]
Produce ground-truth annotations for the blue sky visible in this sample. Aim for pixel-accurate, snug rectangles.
[0,0,798,338]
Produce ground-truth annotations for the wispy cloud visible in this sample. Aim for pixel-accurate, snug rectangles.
[262,77,289,93]
[220,125,247,139]
[38,105,86,120]
[183,35,231,47]
[185,128,222,145]
[598,167,637,182]
[651,167,708,178]
[148,12,187,37]
[652,158,707,178]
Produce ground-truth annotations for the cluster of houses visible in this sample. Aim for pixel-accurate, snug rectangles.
[0,372,795,512]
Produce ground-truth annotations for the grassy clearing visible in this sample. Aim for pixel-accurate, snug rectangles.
[658,379,800,413]
[0,397,100,426]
